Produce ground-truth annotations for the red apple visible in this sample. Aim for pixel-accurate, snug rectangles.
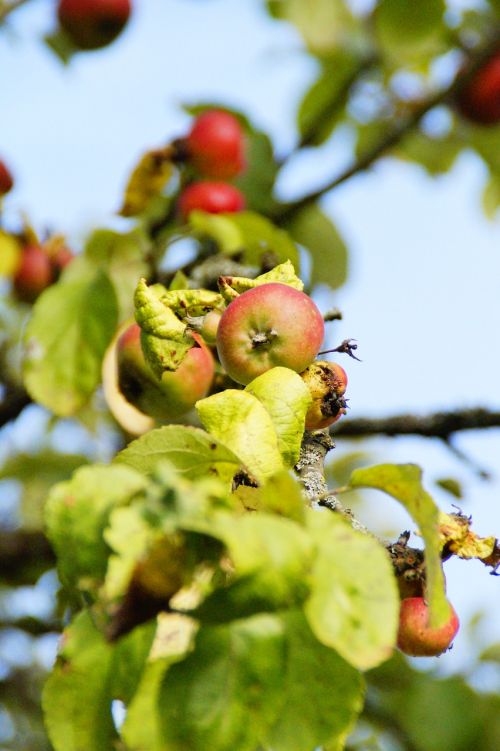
[216,283,325,385]
[58,0,132,50]
[13,245,54,303]
[117,323,215,420]
[456,51,500,125]
[178,181,245,219]
[301,360,348,430]
[0,160,14,195]
[185,110,246,179]
[397,597,459,657]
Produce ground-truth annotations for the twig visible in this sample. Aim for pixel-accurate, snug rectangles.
[332,408,500,440]
[273,31,500,221]
[0,381,31,428]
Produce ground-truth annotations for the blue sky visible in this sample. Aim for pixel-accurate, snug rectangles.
[1,0,500,674]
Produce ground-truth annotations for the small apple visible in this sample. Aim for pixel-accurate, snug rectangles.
[184,110,246,179]
[200,309,223,345]
[216,282,325,385]
[0,160,14,195]
[178,181,245,219]
[397,597,459,657]
[58,0,132,51]
[13,245,54,303]
[117,323,215,420]
[300,360,348,430]
[456,51,500,125]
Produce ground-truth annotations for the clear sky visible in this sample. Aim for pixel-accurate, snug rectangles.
[1,0,500,675]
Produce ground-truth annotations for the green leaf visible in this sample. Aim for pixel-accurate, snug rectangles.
[0,451,88,530]
[84,228,149,320]
[23,268,118,416]
[196,390,284,483]
[43,612,117,751]
[298,52,360,147]
[234,130,279,213]
[195,512,313,622]
[266,0,356,56]
[375,0,445,56]
[245,367,311,467]
[44,29,77,65]
[482,172,500,220]
[121,658,171,751]
[398,130,461,177]
[349,463,449,627]
[43,611,155,751]
[305,511,399,670]
[435,477,463,499]
[45,464,147,593]
[287,203,348,289]
[115,425,242,486]
[238,469,306,522]
[264,612,364,751]
[190,210,300,270]
[158,615,286,751]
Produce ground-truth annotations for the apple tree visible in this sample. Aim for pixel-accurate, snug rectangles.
[0,1,500,750]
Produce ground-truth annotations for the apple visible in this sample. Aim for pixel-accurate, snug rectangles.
[456,51,500,125]
[184,110,245,179]
[13,245,54,303]
[178,181,245,219]
[216,282,325,385]
[116,323,215,420]
[200,309,223,345]
[397,597,459,657]
[301,360,348,430]
[57,0,132,50]
[0,159,13,195]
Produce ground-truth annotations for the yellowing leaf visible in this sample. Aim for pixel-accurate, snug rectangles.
[120,147,174,217]
[0,230,21,276]
[438,512,496,561]
[245,367,311,467]
[196,390,284,483]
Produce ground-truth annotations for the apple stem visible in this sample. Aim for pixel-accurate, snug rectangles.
[251,329,278,348]
[318,338,361,361]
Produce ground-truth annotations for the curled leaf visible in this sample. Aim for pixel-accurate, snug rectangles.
[120,146,174,217]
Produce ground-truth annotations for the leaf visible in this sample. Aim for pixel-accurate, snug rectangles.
[0,230,21,276]
[43,612,117,751]
[196,390,284,483]
[115,424,242,486]
[349,463,449,628]
[287,203,348,289]
[375,0,445,56]
[397,130,462,177]
[45,464,147,593]
[435,477,463,499]
[266,0,356,56]
[482,172,500,220]
[84,228,149,319]
[120,147,174,217]
[297,52,360,147]
[305,511,399,670]
[438,512,496,561]
[44,29,77,65]
[218,258,302,302]
[158,615,286,751]
[263,612,364,751]
[121,658,172,751]
[0,450,88,530]
[245,367,311,467]
[234,130,279,213]
[190,210,300,270]
[234,470,306,522]
[134,278,192,376]
[23,268,118,416]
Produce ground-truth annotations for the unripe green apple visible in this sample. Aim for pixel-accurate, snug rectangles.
[58,0,132,50]
[13,245,54,303]
[216,283,325,385]
[300,360,348,430]
[397,597,459,657]
[200,309,223,345]
[116,323,214,420]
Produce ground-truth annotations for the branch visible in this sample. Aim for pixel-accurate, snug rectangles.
[332,407,500,440]
[0,381,31,428]
[0,0,30,23]
[273,31,500,221]
[0,530,55,585]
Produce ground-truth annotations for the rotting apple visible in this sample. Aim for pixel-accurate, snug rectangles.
[456,51,500,125]
[178,181,245,219]
[216,282,325,385]
[301,360,348,430]
[13,245,54,303]
[116,323,215,420]
[397,597,459,657]
[57,0,132,50]
[184,110,246,179]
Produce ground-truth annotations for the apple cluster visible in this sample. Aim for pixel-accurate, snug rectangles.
[174,110,247,218]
